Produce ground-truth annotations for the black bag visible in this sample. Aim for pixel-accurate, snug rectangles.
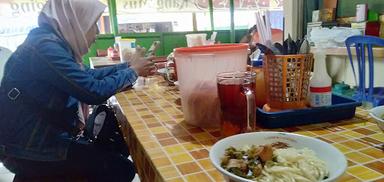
[86,104,129,157]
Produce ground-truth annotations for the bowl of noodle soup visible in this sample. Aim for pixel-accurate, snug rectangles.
[209,132,347,182]
[369,105,384,132]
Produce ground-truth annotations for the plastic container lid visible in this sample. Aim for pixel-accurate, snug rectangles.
[174,44,248,53]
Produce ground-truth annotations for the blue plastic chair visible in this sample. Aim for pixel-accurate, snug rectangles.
[345,35,384,107]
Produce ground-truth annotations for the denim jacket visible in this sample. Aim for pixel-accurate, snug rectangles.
[0,24,137,161]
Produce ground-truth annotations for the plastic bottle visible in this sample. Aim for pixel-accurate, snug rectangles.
[251,58,266,108]
[111,48,119,58]
[114,43,119,52]
[309,49,332,107]
[114,43,120,56]
[107,47,114,57]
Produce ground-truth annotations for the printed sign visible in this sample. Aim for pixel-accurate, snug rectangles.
[0,0,46,17]
[116,0,283,13]
[0,0,110,17]
[0,0,283,17]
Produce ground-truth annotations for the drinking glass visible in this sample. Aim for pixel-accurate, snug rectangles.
[217,71,256,137]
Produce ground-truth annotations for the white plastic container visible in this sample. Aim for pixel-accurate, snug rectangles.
[118,38,136,62]
[356,4,367,22]
[185,33,207,47]
[174,44,248,127]
[310,50,332,107]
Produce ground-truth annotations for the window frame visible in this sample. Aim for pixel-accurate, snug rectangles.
[107,0,285,43]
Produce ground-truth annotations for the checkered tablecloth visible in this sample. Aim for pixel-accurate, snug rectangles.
[114,77,384,182]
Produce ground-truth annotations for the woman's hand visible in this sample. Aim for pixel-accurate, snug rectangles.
[129,56,155,77]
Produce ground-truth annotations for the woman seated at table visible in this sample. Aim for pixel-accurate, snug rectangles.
[0,0,154,181]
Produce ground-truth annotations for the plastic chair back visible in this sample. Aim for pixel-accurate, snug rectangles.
[345,35,384,106]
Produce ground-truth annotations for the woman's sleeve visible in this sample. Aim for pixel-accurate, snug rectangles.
[35,41,137,105]
[84,63,129,79]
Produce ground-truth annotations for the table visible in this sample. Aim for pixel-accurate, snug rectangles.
[113,76,384,182]
[89,56,168,69]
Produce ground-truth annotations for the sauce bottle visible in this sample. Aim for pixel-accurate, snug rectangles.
[251,57,266,108]
[309,49,332,107]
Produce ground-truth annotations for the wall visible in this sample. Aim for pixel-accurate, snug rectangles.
[303,0,320,34]
[337,0,384,17]
[311,47,384,87]
[317,0,384,17]
[327,55,384,88]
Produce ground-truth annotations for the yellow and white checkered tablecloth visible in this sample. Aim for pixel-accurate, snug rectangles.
[114,76,384,182]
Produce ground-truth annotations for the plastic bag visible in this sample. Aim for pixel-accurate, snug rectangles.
[309,27,362,47]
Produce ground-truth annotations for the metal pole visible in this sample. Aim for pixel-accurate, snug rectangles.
[229,0,235,43]
[192,12,198,31]
[208,0,214,30]
[108,0,119,35]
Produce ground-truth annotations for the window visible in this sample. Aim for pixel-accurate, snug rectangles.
[0,0,45,51]
[98,0,111,34]
[0,0,110,51]
[116,0,206,33]
[118,12,194,32]
[231,0,284,30]
[115,0,283,33]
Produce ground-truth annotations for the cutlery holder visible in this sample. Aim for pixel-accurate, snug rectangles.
[264,54,314,110]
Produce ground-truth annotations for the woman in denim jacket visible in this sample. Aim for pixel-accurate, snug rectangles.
[0,0,152,181]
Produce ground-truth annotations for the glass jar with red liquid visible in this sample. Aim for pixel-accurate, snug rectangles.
[217,71,256,138]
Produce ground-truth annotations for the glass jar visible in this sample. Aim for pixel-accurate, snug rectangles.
[251,59,266,108]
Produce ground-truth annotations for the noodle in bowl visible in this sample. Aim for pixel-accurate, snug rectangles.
[209,132,347,182]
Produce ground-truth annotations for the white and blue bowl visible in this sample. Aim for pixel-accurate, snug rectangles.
[209,132,347,182]
[369,105,384,132]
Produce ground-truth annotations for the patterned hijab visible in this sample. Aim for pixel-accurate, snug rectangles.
[38,0,106,63]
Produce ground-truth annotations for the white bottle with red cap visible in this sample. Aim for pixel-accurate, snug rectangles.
[309,49,332,107]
